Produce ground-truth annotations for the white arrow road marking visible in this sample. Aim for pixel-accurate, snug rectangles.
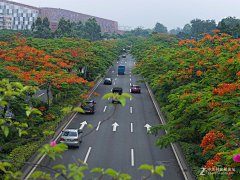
[96,121,101,131]
[84,147,92,163]
[131,149,134,166]
[144,124,151,133]
[130,107,132,113]
[80,121,87,130]
[38,93,44,97]
[103,106,107,112]
[131,123,133,132]
[112,122,119,131]
[113,82,115,85]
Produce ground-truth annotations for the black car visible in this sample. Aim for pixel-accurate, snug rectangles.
[104,78,112,85]
[112,87,123,103]
[81,100,96,114]
[122,54,126,58]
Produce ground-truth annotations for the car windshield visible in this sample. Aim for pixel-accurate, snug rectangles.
[63,131,77,136]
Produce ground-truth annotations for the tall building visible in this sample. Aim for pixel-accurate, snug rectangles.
[0,14,13,29]
[0,0,119,33]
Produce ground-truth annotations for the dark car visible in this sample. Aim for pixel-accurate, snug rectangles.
[122,54,126,58]
[81,99,96,114]
[60,128,83,148]
[112,87,123,103]
[104,78,112,85]
[131,85,141,93]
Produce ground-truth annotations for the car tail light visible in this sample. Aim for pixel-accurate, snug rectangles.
[90,105,94,108]
[60,138,65,141]
[74,139,78,141]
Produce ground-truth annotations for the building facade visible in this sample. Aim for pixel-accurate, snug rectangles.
[40,7,118,33]
[0,14,13,29]
[0,0,119,33]
[0,0,40,30]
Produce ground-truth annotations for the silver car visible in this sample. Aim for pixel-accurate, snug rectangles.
[60,128,83,148]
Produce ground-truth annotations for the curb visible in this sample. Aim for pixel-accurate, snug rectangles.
[144,80,196,180]
[21,66,112,179]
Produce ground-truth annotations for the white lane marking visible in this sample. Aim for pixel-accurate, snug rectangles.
[131,123,133,132]
[108,97,110,100]
[103,106,107,112]
[130,75,131,77]
[117,62,118,63]
[113,82,115,85]
[80,121,87,130]
[84,147,92,163]
[131,149,134,166]
[129,89,131,92]
[130,98,132,101]
[130,79,131,81]
[130,107,132,113]
[144,124,151,133]
[125,62,126,63]
[117,74,118,76]
[25,112,78,179]
[112,71,114,73]
[130,83,131,86]
[115,78,117,80]
[38,93,44,97]
[112,122,119,131]
[96,121,101,131]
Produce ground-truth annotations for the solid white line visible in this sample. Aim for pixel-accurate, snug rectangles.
[25,112,78,179]
[131,149,134,166]
[96,121,101,131]
[130,107,132,113]
[84,147,92,163]
[145,80,189,180]
[25,66,113,179]
[131,123,133,132]
[38,93,44,97]
[103,106,107,112]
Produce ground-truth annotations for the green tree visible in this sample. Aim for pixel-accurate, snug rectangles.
[102,31,111,39]
[83,17,101,41]
[182,23,191,33]
[153,22,168,33]
[190,18,216,37]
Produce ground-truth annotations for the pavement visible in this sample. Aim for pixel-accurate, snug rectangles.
[23,54,195,180]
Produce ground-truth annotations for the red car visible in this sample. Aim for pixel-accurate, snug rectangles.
[131,85,141,93]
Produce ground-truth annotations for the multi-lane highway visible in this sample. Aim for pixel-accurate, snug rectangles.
[28,54,185,180]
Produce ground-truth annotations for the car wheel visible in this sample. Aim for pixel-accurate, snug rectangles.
[80,140,82,143]
[77,142,80,148]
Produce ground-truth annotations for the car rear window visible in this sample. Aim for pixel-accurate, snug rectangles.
[133,86,140,88]
[63,131,77,136]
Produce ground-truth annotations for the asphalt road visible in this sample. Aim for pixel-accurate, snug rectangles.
[32,89,52,103]
[32,54,185,180]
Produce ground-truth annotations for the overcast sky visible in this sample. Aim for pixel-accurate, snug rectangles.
[15,0,240,30]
